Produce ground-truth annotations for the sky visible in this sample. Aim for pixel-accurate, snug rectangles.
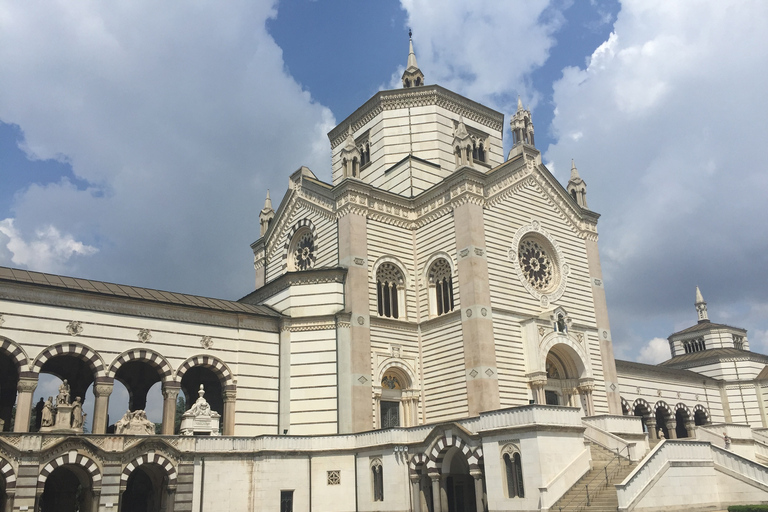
[1,0,768,403]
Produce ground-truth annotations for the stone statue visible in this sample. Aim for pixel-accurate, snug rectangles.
[115,409,155,435]
[57,379,71,405]
[723,432,732,449]
[658,429,666,440]
[71,396,84,429]
[180,384,221,436]
[41,397,55,427]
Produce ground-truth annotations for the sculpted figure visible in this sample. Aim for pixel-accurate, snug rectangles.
[57,379,71,405]
[658,429,666,440]
[71,396,84,428]
[41,397,55,427]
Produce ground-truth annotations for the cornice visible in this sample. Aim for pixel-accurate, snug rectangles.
[369,316,419,333]
[0,281,281,332]
[240,267,347,305]
[328,85,504,149]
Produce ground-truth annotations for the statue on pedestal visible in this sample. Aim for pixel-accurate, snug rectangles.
[57,380,70,405]
[180,384,221,436]
[71,396,84,429]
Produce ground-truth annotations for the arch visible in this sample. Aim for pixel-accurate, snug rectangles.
[376,360,418,428]
[408,453,429,476]
[374,257,408,320]
[654,400,673,416]
[633,398,652,414]
[500,443,524,498]
[370,458,383,502]
[109,349,173,383]
[0,457,15,490]
[32,342,106,378]
[375,359,417,390]
[674,402,691,416]
[38,451,101,487]
[283,219,317,271]
[0,337,29,373]
[540,339,588,379]
[693,404,710,425]
[620,397,631,415]
[372,256,410,289]
[425,433,479,472]
[120,453,177,489]
[426,257,455,317]
[175,355,233,388]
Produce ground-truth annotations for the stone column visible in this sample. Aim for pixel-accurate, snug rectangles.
[668,418,677,439]
[440,475,449,512]
[4,490,15,512]
[646,416,657,440]
[410,475,421,512]
[578,382,595,417]
[13,376,38,432]
[685,420,696,438]
[453,197,500,416]
[529,378,546,405]
[92,378,114,435]
[222,385,237,435]
[470,470,485,512]
[430,474,442,512]
[166,487,177,512]
[161,382,180,435]
[91,488,101,512]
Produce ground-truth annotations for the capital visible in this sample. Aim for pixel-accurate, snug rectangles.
[162,387,180,400]
[94,383,114,397]
[222,389,237,402]
[469,469,483,480]
[17,377,39,393]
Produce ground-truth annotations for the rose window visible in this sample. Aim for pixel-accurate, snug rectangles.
[292,231,315,271]
[518,238,554,292]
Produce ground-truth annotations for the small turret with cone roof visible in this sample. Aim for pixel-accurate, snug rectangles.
[567,159,588,208]
[695,286,709,323]
[510,96,535,147]
[259,190,275,236]
[402,30,425,88]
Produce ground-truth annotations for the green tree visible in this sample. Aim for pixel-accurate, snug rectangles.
[174,394,186,434]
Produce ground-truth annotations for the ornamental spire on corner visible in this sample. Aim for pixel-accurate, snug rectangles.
[259,190,275,236]
[402,29,425,88]
[567,159,588,208]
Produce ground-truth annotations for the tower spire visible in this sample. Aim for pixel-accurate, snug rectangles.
[402,30,425,88]
[695,286,709,323]
[260,190,275,236]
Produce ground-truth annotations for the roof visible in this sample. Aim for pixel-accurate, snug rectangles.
[615,359,719,383]
[658,347,768,369]
[0,266,280,317]
[669,319,746,337]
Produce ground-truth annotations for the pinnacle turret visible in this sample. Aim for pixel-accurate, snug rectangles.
[259,190,275,236]
[402,31,425,88]
[567,159,588,208]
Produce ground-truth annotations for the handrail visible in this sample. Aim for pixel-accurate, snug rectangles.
[556,444,630,512]
[583,421,639,461]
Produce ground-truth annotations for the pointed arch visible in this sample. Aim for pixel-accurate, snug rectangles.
[32,342,106,378]
[38,451,101,487]
[121,453,177,489]
[109,349,174,383]
[424,431,480,472]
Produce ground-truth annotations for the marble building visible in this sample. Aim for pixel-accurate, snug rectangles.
[0,38,767,512]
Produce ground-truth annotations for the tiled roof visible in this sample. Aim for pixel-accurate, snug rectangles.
[0,266,280,317]
[658,347,768,368]
[669,320,745,337]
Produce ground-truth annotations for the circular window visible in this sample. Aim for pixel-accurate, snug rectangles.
[518,237,555,292]
[290,229,315,271]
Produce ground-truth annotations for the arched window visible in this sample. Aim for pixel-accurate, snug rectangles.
[288,227,316,271]
[371,459,384,501]
[428,259,454,316]
[477,143,485,162]
[377,263,405,319]
[502,448,524,498]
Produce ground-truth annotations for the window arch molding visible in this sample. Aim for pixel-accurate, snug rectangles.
[423,252,456,318]
[284,219,317,272]
[500,443,525,498]
[373,256,409,320]
[509,219,569,305]
[374,360,418,428]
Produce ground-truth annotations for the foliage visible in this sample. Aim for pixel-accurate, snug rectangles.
[174,394,186,434]
[728,506,768,512]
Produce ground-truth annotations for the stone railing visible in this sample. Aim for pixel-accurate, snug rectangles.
[538,445,592,511]
[751,427,768,445]
[616,441,709,511]
[0,404,584,455]
[616,440,768,511]
[582,421,643,462]
[583,415,644,435]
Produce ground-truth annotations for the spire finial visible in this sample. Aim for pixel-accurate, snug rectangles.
[570,159,580,180]
[695,286,709,323]
[264,190,272,211]
[409,28,412,40]
[517,96,523,110]
[402,30,424,88]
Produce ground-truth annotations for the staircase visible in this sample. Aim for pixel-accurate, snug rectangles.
[551,443,636,512]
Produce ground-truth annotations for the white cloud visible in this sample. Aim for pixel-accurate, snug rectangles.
[545,0,768,358]
[398,0,564,117]
[0,218,97,273]
[637,337,670,364]
[0,1,334,297]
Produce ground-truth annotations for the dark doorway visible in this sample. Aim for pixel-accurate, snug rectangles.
[0,351,19,431]
[122,466,166,512]
[380,401,399,428]
[40,465,94,512]
[545,390,559,405]
[443,448,476,512]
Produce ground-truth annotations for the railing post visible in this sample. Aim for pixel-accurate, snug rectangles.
[605,466,609,484]
[586,484,590,506]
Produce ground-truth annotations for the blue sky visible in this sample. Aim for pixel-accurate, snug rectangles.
[1,0,768,413]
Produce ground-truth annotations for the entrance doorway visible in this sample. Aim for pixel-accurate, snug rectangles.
[40,465,95,512]
[442,448,476,512]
